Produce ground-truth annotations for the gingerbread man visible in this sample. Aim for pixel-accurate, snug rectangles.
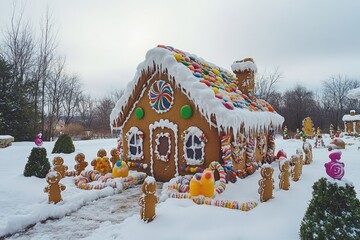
[97,148,107,158]
[74,153,88,175]
[52,156,68,178]
[291,154,302,182]
[138,176,159,223]
[258,165,274,202]
[44,171,66,204]
[110,148,120,168]
[278,160,290,190]
[303,142,313,165]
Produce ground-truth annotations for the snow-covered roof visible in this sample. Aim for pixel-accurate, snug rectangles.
[342,114,360,121]
[347,87,360,100]
[110,45,284,135]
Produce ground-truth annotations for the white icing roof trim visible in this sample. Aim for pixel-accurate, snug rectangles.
[231,61,257,73]
[347,87,360,100]
[110,47,284,135]
[342,114,360,121]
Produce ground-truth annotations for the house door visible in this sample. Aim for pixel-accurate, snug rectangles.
[150,120,178,182]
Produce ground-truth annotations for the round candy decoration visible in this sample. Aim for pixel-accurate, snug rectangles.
[181,105,193,119]
[135,107,144,119]
[148,80,174,113]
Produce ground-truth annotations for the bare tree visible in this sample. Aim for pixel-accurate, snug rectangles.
[255,67,282,101]
[78,94,95,129]
[281,85,317,132]
[36,7,58,136]
[322,75,360,127]
[1,3,35,83]
[62,74,82,124]
[45,57,66,140]
[93,97,116,136]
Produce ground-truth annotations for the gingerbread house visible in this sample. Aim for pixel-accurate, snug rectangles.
[342,110,360,134]
[110,45,284,182]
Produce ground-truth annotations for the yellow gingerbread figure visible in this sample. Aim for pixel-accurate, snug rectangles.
[138,176,159,223]
[110,148,120,168]
[74,153,88,175]
[278,160,290,190]
[258,165,274,202]
[291,154,302,181]
[44,171,66,204]
[302,142,313,165]
[91,157,112,175]
[52,156,68,178]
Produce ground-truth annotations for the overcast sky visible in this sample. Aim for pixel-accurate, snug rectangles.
[1,0,360,97]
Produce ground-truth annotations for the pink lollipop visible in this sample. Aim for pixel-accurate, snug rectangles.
[324,151,344,180]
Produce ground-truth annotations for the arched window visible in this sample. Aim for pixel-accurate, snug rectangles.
[126,127,144,160]
[181,127,207,165]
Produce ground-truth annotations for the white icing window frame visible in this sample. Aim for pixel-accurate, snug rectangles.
[182,127,207,166]
[155,132,171,162]
[126,127,144,161]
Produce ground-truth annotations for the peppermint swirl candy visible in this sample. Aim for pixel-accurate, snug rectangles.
[149,80,174,113]
[325,161,345,180]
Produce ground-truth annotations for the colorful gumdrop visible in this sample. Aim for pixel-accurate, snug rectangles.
[189,173,202,197]
[200,169,215,197]
[189,168,215,198]
[324,151,344,180]
[112,160,129,178]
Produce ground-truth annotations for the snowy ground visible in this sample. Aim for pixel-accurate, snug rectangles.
[0,135,359,240]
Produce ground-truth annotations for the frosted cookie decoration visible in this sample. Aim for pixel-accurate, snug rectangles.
[258,164,274,202]
[139,176,158,223]
[325,151,344,180]
[148,80,174,113]
[52,156,68,178]
[290,154,302,182]
[44,171,66,204]
[278,159,290,190]
[74,153,87,175]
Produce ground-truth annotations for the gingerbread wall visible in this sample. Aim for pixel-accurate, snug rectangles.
[119,70,221,182]
[345,121,360,132]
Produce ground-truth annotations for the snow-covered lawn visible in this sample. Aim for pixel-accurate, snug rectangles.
[0,136,359,239]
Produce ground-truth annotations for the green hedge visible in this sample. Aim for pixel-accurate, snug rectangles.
[24,147,50,178]
[52,134,75,154]
[300,178,360,239]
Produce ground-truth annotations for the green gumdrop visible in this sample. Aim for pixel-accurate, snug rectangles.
[181,105,192,119]
[135,107,144,119]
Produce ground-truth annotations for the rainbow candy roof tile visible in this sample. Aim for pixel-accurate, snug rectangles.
[157,45,274,113]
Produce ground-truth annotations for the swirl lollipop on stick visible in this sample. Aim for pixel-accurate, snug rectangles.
[324,151,344,180]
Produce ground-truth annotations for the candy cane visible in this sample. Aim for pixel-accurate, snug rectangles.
[246,137,255,162]
[209,161,227,194]
[221,135,233,166]
[168,193,257,211]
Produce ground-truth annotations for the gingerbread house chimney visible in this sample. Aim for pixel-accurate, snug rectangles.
[350,110,356,116]
[231,58,257,99]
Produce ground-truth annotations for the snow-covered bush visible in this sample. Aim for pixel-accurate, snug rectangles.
[24,147,50,178]
[300,178,360,239]
[52,134,75,154]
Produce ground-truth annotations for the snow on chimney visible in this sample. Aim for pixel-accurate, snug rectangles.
[231,58,257,99]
